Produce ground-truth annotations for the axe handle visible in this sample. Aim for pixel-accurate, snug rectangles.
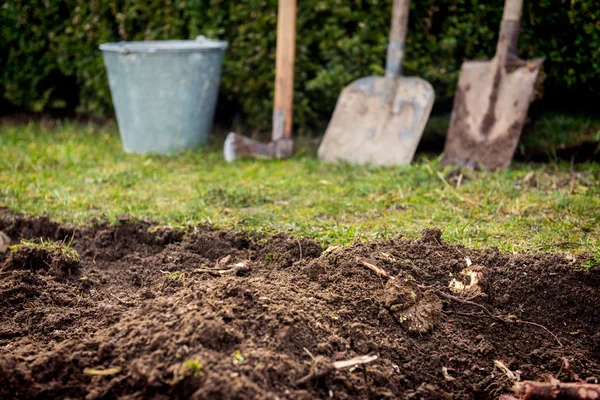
[385,0,410,79]
[503,0,523,22]
[272,0,297,141]
[496,0,523,64]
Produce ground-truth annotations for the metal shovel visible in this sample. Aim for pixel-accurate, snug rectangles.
[317,0,435,166]
[442,0,544,171]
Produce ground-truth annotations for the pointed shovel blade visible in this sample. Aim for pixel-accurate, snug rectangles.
[442,57,544,171]
[318,75,434,166]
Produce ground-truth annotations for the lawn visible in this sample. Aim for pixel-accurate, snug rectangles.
[1,120,598,261]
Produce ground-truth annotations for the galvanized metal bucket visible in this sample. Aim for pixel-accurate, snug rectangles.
[99,36,228,155]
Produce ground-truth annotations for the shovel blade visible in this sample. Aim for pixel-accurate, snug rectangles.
[318,76,434,166]
[443,58,543,170]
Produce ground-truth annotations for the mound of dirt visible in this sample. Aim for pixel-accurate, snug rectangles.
[3,242,81,277]
[0,210,598,399]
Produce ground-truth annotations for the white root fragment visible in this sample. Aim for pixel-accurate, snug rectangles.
[449,265,487,297]
[332,354,378,370]
[357,258,396,280]
[442,366,456,381]
[296,354,378,386]
[494,360,520,381]
[195,260,251,276]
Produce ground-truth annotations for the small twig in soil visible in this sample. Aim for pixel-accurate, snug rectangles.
[494,360,520,382]
[432,289,503,322]
[508,318,563,348]
[303,347,315,360]
[83,366,122,376]
[512,379,600,399]
[297,239,303,261]
[357,258,395,280]
[295,354,378,386]
[557,357,580,382]
[195,261,250,277]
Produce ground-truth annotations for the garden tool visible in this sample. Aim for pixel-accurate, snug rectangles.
[317,0,434,166]
[441,0,544,171]
[223,0,296,161]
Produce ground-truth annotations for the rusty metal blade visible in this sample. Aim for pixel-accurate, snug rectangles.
[318,75,434,166]
[442,57,544,171]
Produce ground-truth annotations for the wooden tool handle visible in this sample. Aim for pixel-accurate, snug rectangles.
[385,0,410,79]
[496,0,523,64]
[502,0,523,22]
[272,0,297,141]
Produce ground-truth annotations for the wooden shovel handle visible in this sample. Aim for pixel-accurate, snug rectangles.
[272,0,297,141]
[496,0,523,64]
[502,0,523,22]
[385,0,410,79]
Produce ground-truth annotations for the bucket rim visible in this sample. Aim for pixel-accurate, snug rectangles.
[99,37,228,54]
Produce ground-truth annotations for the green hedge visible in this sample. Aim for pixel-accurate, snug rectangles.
[1,0,599,131]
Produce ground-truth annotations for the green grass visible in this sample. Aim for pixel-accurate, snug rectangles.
[0,121,599,261]
[11,237,79,262]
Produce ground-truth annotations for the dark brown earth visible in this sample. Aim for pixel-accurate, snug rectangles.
[0,209,599,400]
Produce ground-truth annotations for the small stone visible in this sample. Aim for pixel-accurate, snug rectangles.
[116,214,131,223]
[0,231,11,253]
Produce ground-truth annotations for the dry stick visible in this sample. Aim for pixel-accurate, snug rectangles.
[195,262,250,277]
[295,355,378,386]
[512,380,600,400]
[511,319,563,348]
[357,258,396,280]
[494,360,519,382]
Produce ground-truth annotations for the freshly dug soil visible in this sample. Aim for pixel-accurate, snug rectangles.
[0,210,598,399]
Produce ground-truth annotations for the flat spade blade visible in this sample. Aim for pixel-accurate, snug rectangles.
[318,0,434,167]
[317,75,434,166]
[442,0,544,171]
[442,58,543,171]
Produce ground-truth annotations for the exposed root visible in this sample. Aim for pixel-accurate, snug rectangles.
[357,259,563,347]
[295,354,378,386]
[507,317,563,348]
[512,379,600,399]
[449,265,487,297]
[432,289,502,322]
[195,261,251,277]
[494,360,521,382]
[442,366,456,382]
[357,258,396,280]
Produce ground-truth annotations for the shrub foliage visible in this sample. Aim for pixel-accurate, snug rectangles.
[1,0,599,130]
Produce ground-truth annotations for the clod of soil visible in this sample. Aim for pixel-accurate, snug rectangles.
[0,209,598,400]
[2,241,80,279]
[379,271,443,334]
[0,231,10,253]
